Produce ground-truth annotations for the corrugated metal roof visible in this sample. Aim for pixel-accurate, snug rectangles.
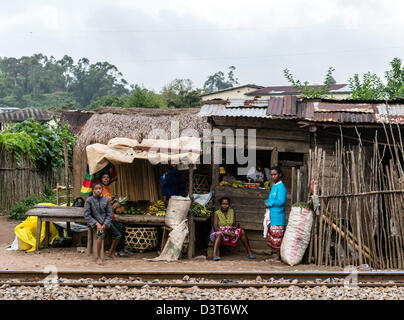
[200,84,264,96]
[246,84,350,96]
[199,98,404,124]
[199,104,271,118]
[0,108,54,122]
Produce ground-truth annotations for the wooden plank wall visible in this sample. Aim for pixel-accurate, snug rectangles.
[0,149,65,212]
[212,118,310,153]
[214,186,268,231]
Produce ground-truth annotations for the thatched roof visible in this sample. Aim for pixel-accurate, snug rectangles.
[75,107,210,151]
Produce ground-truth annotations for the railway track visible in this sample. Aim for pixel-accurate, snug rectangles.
[1,270,404,288]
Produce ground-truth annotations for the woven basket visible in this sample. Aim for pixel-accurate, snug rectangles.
[125,227,158,252]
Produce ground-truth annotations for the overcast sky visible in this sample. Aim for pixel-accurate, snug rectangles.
[1,0,403,91]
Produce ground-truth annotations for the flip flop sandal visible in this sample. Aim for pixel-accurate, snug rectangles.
[246,254,256,259]
[124,250,134,256]
[115,251,130,257]
[212,256,221,261]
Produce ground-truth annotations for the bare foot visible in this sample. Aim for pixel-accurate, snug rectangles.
[107,251,115,259]
[96,258,103,265]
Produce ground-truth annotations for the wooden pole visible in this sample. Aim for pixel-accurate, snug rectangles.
[63,138,70,206]
[187,165,195,259]
[270,147,278,167]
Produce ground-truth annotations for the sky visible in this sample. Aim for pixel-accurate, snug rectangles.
[0,0,403,92]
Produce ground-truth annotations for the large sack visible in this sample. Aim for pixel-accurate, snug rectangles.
[165,196,191,228]
[149,220,189,261]
[280,206,313,266]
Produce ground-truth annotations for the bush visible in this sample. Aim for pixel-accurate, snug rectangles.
[9,188,57,220]
[0,118,76,171]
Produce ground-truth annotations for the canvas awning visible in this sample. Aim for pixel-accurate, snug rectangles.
[86,137,201,174]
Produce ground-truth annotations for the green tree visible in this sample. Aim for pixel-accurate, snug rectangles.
[385,57,404,99]
[283,67,336,98]
[68,58,129,108]
[161,79,202,108]
[348,72,385,100]
[85,94,127,110]
[0,54,130,109]
[203,66,239,93]
[124,85,164,108]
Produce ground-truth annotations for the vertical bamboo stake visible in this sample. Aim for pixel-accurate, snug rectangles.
[187,164,194,259]
[307,149,315,264]
[63,139,70,206]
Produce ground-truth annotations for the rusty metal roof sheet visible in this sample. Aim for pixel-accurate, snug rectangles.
[0,108,54,123]
[199,98,404,124]
[199,103,271,118]
[246,84,350,96]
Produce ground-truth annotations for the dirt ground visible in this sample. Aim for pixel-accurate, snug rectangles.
[0,215,344,272]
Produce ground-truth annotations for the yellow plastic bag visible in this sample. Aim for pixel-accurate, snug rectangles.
[15,216,60,253]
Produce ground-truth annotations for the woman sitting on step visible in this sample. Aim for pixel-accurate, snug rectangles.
[210,197,256,261]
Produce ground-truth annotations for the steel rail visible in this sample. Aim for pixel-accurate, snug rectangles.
[1,281,404,289]
[0,270,404,285]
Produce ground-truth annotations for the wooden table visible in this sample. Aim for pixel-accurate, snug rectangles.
[26,205,208,253]
[26,206,87,252]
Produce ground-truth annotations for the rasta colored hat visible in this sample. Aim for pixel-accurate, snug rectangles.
[80,162,117,196]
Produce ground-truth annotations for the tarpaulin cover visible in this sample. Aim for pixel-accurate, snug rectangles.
[86,137,201,175]
[14,215,59,252]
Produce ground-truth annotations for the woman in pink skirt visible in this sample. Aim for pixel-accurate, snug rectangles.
[210,197,256,261]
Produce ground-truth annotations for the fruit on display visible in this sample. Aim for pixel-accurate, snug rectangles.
[231,180,244,188]
[111,197,128,215]
[192,202,212,218]
[264,180,271,190]
[125,207,143,215]
[145,200,166,216]
[219,181,230,186]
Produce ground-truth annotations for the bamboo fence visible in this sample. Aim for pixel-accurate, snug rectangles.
[0,148,66,213]
[309,126,404,268]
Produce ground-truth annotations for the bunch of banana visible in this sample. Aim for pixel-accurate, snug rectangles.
[192,202,212,218]
[264,180,271,190]
[145,200,167,215]
[231,180,244,188]
[219,181,230,186]
[156,210,166,216]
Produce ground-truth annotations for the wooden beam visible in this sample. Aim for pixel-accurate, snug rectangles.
[270,147,278,167]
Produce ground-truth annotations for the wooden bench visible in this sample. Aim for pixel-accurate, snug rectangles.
[26,205,207,257]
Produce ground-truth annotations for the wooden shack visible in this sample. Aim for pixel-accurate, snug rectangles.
[199,97,404,254]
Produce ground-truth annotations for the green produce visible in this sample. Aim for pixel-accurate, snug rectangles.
[192,202,211,218]
[231,180,244,188]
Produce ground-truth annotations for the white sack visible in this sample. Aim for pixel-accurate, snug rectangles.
[165,196,191,229]
[280,206,313,266]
